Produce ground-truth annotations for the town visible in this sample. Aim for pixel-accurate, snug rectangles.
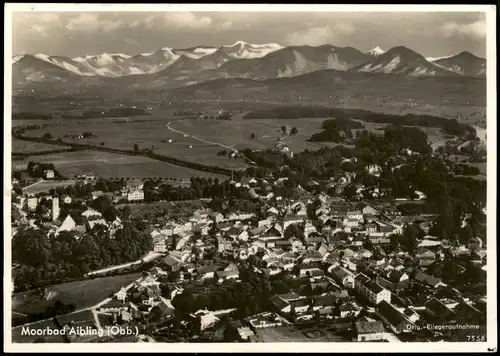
[11,137,487,343]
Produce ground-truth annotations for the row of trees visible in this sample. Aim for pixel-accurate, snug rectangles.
[12,208,152,290]
[243,105,476,140]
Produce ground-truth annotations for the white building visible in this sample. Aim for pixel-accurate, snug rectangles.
[127,188,144,202]
[116,287,127,301]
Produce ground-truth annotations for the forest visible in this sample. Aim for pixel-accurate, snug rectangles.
[308,117,364,142]
[243,105,476,140]
[12,206,152,291]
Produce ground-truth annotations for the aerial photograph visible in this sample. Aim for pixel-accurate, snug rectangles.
[6,5,494,350]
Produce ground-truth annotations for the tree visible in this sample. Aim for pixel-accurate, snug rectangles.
[250,133,256,140]
[133,144,139,152]
[281,125,287,135]
[43,132,52,140]
[290,127,298,135]
[100,142,105,146]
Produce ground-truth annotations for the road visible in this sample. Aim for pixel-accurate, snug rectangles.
[85,251,164,277]
[167,120,239,154]
[13,276,143,330]
[167,118,258,166]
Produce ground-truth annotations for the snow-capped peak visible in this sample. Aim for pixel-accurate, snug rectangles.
[12,55,25,64]
[224,40,248,48]
[366,46,385,56]
[426,54,456,62]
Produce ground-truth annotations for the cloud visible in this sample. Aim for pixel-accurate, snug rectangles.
[441,20,486,40]
[66,13,124,32]
[141,12,213,30]
[29,24,48,36]
[285,23,354,46]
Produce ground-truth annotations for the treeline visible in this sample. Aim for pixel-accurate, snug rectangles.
[15,135,235,177]
[308,118,364,142]
[356,125,433,156]
[12,221,152,290]
[26,161,62,178]
[243,105,476,139]
[12,112,52,120]
[12,148,79,157]
[12,108,150,121]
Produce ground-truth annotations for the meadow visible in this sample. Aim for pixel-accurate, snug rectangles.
[22,180,77,195]
[12,139,70,154]
[12,150,227,181]
[11,273,142,316]
[14,104,454,181]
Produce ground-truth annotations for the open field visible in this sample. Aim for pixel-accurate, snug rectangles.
[19,114,249,170]
[12,273,142,316]
[21,179,77,195]
[12,139,70,154]
[169,117,330,153]
[12,150,227,181]
[12,309,96,343]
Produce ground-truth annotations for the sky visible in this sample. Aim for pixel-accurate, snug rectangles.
[11,10,487,58]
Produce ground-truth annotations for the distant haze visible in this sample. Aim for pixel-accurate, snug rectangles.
[12,11,486,58]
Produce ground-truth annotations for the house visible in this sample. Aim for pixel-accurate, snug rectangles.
[414,190,427,200]
[57,215,76,233]
[43,170,55,179]
[191,310,220,331]
[454,301,484,323]
[27,197,38,211]
[196,266,216,279]
[365,164,382,176]
[91,191,104,200]
[297,263,322,277]
[360,204,379,217]
[283,215,304,230]
[82,208,102,219]
[346,210,363,222]
[245,312,283,329]
[424,298,455,322]
[355,274,391,305]
[215,270,239,282]
[330,266,355,288]
[377,301,412,334]
[414,247,436,267]
[127,188,144,202]
[354,320,387,341]
[86,219,108,232]
[414,270,447,289]
[116,287,127,301]
[376,270,409,291]
[339,302,362,318]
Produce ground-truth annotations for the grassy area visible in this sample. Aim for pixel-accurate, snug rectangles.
[170,117,328,153]
[21,113,249,170]
[21,180,77,195]
[12,150,227,181]
[12,273,142,315]
[12,139,70,153]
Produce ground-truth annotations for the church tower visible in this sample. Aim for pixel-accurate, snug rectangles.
[52,197,60,222]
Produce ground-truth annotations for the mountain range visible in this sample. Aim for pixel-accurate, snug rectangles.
[12,41,486,91]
